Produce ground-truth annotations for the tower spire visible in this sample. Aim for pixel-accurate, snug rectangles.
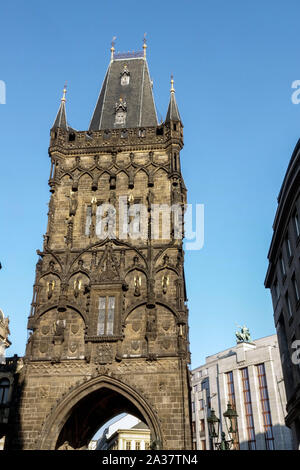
[52,83,68,130]
[165,74,181,123]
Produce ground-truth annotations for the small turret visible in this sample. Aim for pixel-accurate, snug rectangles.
[51,83,68,130]
[165,75,182,124]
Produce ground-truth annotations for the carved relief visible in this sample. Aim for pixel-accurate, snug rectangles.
[98,243,119,280]
[95,343,114,364]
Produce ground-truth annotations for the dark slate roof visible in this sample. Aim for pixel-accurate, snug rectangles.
[89,56,158,130]
[52,99,68,130]
[165,90,181,123]
[131,421,149,430]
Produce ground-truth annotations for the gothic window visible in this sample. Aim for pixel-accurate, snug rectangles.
[0,378,10,405]
[97,296,115,335]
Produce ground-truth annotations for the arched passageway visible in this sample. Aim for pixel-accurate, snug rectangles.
[37,376,162,450]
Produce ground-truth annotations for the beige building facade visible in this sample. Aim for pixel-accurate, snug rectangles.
[191,335,293,450]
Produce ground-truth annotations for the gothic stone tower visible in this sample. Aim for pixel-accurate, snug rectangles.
[9,42,192,450]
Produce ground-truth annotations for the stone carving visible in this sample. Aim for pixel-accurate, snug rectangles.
[69,342,77,354]
[131,340,139,351]
[98,243,119,280]
[47,280,55,299]
[131,322,141,333]
[39,342,48,354]
[71,324,79,335]
[95,344,114,364]
[73,278,82,298]
[146,308,157,341]
[41,325,50,336]
[69,191,78,216]
[134,275,141,296]
[53,316,66,343]
[38,385,50,398]
[162,275,169,294]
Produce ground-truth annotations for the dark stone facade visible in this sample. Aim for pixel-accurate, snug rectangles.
[6,51,192,450]
[265,139,300,449]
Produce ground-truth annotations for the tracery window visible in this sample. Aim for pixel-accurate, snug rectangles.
[97,296,115,335]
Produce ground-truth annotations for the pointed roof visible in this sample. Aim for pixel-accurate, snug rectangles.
[165,75,181,123]
[52,84,68,130]
[89,52,158,131]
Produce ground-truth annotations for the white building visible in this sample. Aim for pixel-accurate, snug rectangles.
[96,414,150,450]
[191,334,293,450]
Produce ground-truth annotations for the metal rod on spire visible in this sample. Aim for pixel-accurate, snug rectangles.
[170,74,175,93]
[111,36,117,61]
[61,82,67,102]
[143,33,147,58]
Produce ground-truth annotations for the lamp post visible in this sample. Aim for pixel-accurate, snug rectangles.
[207,403,238,450]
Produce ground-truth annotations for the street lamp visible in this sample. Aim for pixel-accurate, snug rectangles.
[207,408,220,441]
[207,403,238,450]
[223,402,238,436]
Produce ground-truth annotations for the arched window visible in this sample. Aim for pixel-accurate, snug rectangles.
[0,378,10,404]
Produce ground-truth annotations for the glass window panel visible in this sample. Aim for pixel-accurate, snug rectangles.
[85,206,92,236]
[97,297,106,335]
[95,204,103,237]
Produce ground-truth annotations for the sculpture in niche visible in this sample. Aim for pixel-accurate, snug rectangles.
[73,278,82,298]
[69,190,78,216]
[53,314,66,342]
[162,275,169,294]
[134,275,141,297]
[47,280,55,299]
[98,243,119,280]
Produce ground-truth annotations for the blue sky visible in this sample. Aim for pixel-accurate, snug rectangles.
[0,0,299,368]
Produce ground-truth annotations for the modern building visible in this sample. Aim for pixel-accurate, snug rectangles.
[6,39,192,450]
[265,140,300,449]
[96,414,150,450]
[191,334,293,450]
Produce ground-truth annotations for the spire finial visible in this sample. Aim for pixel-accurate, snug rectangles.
[143,33,147,58]
[61,82,67,102]
[111,36,117,61]
[170,74,175,93]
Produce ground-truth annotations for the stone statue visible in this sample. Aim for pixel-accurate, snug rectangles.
[235,325,252,343]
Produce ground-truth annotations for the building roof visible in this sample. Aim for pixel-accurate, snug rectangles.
[131,421,149,430]
[89,55,158,130]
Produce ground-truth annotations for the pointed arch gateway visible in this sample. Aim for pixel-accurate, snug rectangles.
[37,375,163,450]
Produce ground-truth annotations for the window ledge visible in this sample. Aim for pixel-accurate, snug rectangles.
[85,335,122,342]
